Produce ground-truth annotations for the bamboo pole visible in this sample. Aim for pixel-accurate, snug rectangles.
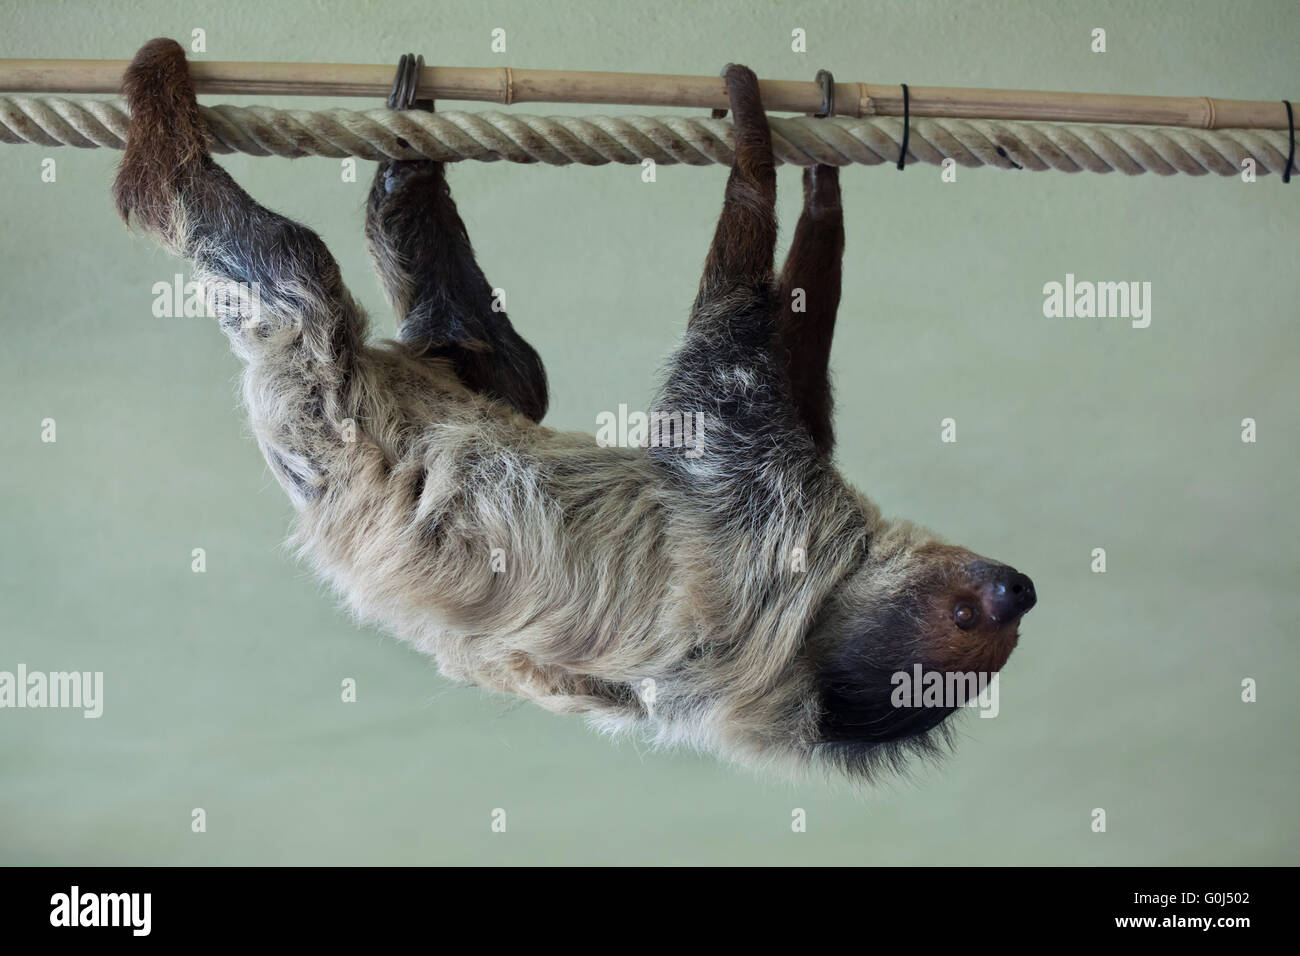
[0,58,1292,129]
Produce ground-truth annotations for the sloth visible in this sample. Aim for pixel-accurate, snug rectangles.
[113,39,1036,779]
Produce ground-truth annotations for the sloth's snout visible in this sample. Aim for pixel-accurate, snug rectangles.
[980,567,1036,624]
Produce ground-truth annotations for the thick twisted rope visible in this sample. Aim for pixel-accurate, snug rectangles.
[1,95,1294,176]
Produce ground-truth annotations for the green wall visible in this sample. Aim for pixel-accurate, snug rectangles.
[1,0,1296,864]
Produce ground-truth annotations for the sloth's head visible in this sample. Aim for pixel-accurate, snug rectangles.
[804,519,1036,768]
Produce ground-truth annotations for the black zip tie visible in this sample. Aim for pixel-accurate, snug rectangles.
[814,69,835,118]
[1283,100,1295,184]
[388,53,418,110]
[897,83,910,170]
[388,54,433,151]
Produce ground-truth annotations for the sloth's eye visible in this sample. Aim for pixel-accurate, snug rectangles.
[953,603,978,630]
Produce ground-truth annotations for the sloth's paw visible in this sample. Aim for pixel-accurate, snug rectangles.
[112,37,210,234]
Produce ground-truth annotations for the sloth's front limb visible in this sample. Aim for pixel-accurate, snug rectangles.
[365,158,549,423]
[651,65,821,505]
[777,166,844,457]
[113,38,369,503]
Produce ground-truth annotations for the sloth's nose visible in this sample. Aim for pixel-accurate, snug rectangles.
[981,568,1036,624]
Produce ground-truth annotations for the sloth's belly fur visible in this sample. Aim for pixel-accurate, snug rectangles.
[249,337,685,715]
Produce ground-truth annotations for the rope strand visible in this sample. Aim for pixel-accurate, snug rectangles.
[0,95,1295,177]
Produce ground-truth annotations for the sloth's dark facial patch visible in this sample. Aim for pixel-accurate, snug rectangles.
[813,593,956,746]
[808,547,1036,752]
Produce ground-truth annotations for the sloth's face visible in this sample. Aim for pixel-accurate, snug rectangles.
[806,524,1036,752]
